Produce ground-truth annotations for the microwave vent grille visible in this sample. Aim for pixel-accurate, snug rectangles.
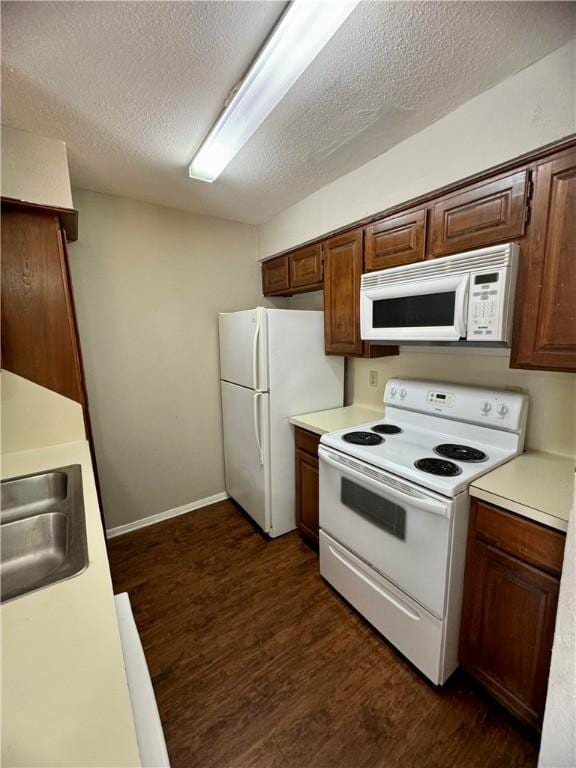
[361,244,516,289]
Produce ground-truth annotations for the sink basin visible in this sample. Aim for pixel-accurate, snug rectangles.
[1,465,88,603]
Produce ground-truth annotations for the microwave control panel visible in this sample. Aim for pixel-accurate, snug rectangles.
[468,270,504,339]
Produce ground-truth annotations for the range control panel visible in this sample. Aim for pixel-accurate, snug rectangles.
[427,391,455,408]
[384,378,527,432]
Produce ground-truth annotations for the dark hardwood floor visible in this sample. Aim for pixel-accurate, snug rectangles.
[108,500,539,768]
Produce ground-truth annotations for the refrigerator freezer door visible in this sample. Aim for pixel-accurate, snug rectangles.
[221,380,270,533]
[218,308,268,391]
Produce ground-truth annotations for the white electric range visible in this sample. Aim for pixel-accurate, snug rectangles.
[319,378,528,685]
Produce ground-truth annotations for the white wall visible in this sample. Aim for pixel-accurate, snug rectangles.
[259,39,576,259]
[68,189,262,530]
[1,125,73,209]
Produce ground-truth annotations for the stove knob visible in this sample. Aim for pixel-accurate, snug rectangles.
[399,388,407,400]
[481,401,492,414]
[390,386,397,398]
[497,403,509,417]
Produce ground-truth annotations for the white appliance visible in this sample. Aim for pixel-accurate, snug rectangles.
[360,243,519,344]
[319,378,528,685]
[115,593,170,768]
[219,307,344,537]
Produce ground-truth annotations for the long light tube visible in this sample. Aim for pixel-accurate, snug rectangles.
[188,0,360,182]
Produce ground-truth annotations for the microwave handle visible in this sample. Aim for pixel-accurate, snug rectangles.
[454,278,469,338]
[319,448,450,518]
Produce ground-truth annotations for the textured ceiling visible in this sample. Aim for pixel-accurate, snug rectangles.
[2,1,575,224]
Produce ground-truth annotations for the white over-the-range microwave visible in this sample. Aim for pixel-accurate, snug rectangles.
[360,243,519,345]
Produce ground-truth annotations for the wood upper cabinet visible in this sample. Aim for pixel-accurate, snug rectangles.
[262,255,290,295]
[262,246,323,296]
[511,148,576,372]
[430,170,529,257]
[1,208,84,402]
[290,243,323,290]
[460,499,565,730]
[260,138,575,371]
[294,427,321,546]
[365,208,427,271]
[322,229,397,358]
[323,229,364,356]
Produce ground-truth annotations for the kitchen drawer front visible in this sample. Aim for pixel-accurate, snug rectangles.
[262,255,290,295]
[430,170,529,256]
[320,531,444,684]
[473,499,565,576]
[364,208,427,271]
[290,244,323,289]
[294,426,321,456]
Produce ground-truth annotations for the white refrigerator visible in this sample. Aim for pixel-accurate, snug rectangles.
[219,307,344,538]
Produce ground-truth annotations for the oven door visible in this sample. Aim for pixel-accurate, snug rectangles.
[319,447,453,618]
[360,273,469,341]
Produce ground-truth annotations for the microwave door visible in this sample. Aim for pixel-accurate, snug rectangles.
[361,274,469,342]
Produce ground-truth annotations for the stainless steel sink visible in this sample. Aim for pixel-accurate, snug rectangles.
[1,465,88,603]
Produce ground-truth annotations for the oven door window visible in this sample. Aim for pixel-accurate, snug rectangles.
[341,478,406,540]
[372,290,456,328]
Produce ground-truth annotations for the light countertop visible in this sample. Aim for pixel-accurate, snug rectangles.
[1,441,141,768]
[471,450,574,533]
[290,405,385,436]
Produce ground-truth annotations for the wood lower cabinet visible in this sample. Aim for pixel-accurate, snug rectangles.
[294,426,320,545]
[262,255,290,296]
[430,170,529,257]
[511,148,576,372]
[364,208,427,271]
[459,498,565,729]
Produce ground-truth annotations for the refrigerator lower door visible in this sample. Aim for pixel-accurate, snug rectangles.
[221,381,270,533]
[218,308,268,391]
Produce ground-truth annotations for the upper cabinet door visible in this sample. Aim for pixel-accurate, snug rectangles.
[365,208,427,271]
[262,255,290,296]
[430,170,529,257]
[511,149,576,372]
[323,229,364,356]
[290,243,323,290]
[1,209,85,403]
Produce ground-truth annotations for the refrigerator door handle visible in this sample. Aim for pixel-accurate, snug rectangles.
[253,392,264,465]
[252,310,261,391]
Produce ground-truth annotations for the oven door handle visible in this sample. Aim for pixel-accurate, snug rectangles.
[319,448,450,518]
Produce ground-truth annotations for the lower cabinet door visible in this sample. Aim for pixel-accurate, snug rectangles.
[295,448,319,544]
[460,538,560,729]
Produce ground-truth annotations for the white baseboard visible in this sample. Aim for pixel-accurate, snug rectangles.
[106,492,229,539]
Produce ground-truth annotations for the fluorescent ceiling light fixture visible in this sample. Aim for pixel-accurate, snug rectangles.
[188,0,361,183]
